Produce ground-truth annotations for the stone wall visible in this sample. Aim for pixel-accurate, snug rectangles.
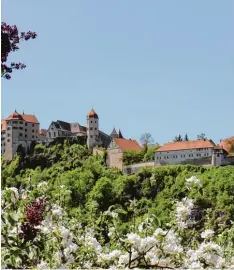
[123,161,156,175]
[107,148,123,170]
[93,147,105,157]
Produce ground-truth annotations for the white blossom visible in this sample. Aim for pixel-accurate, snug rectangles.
[37,181,48,188]
[186,176,202,188]
[108,226,115,237]
[153,228,167,238]
[175,197,194,229]
[37,261,48,269]
[118,253,129,266]
[201,229,214,239]
[51,204,64,217]
[126,233,141,248]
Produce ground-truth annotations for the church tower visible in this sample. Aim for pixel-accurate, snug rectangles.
[87,108,99,149]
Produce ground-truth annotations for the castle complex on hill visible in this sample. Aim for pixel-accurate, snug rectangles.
[1,109,141,163]
[1,109,234,171]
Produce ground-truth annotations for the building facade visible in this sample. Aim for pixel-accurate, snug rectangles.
[1,111,41,160]
[155,139,227,166]
[46,120,87,141]
[107,138,142,170]
[46,109,123,150]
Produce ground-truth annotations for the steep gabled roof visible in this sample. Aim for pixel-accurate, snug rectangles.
[6,111,24,121]
[22,114,39,124]
[70,123,87,134]
[57,120,71,131]
[113,138,142,151]
[118,129,124,139]
[220,136,234,153]
[110,127,118,138]
[99,130,113,148]
[156,140,216,152]
[4,111,39,124]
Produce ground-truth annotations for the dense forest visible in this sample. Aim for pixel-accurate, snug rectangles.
[2,139,234,269]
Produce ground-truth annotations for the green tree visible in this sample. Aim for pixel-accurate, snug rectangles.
[184,133,189,141]
[197,133,207,140]
[122,150,144,165]
[174,134,183,142]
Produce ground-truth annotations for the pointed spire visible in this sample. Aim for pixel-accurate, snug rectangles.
[110,127,118,138]
[118,129,124,139]
[87,108,98,119]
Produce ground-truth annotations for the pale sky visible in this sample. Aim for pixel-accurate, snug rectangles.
[2,0,234,144]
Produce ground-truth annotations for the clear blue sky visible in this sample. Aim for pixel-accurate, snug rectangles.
[2,0,234,144]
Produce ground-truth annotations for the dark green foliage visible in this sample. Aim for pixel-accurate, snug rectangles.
[123,150,144,165]
[174,134,183,142]
[2,141,234,234]
[184,133,189,141]
[143,145,160,162]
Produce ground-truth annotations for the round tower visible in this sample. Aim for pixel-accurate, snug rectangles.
[87,108,99,149]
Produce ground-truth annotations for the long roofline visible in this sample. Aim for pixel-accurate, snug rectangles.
[156,139,216,152]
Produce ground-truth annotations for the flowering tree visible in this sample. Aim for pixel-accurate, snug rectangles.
[1,22,37,79]
[2,176,234,269]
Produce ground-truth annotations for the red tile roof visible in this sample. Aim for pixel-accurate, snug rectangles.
[156,140,216,152]
[220,136,234,153]
[4,111,39,124]
[87,109,98,119]
[6,111,24,121]
[114,138,142,151]
[40,129,47,136]
[1,119,6,131]
[22,114,39,124]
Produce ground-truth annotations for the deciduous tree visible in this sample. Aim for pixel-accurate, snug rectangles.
[1,22,37,79]
[197,133,207,140]
[140,133,154,146]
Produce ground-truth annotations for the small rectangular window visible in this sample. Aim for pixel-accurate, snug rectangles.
[32,124,34,127]
[19,133,23,136]
[19,121,23,124]
[7,139,10,142]
[7,127,11,130]
[25,135,27,138]
[32,130,34,133]
[7,133,10,137]
[54,132,56,137]
[32,135,34,139]
[25,123,27,126]
[25,129,27,132]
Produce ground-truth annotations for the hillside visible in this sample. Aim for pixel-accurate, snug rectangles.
[2,139,234,269]
[2,139,234,229]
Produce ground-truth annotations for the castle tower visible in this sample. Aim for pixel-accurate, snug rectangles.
[87,108,99,149]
